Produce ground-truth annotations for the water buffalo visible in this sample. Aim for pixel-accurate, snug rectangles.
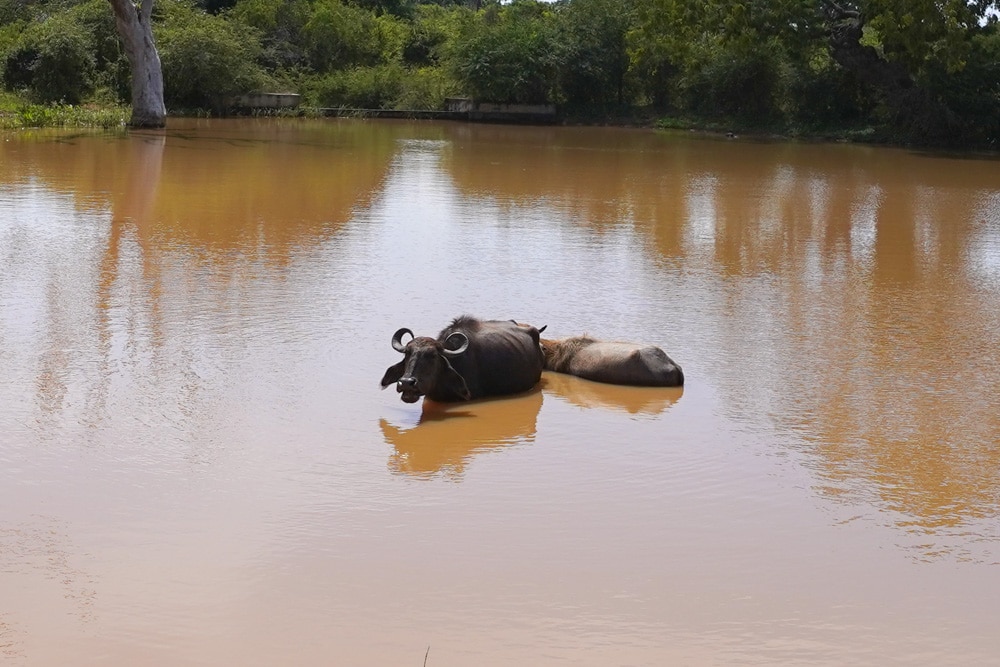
[381,316,545,403]
[540,336,684,387]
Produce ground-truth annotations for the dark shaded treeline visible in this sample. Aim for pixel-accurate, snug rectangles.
[1,0,998,146]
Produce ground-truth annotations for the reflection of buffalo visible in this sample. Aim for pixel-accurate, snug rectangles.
[541,371,682,416]
[381,389,544,478]
[380,316,545,403]
[540,336,684,387]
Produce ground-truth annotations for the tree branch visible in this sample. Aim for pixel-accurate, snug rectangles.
[819,0,860,20]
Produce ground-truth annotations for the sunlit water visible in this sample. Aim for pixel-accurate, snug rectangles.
[1,119,999,665]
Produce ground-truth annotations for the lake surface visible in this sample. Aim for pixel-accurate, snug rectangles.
[1,118,999,666]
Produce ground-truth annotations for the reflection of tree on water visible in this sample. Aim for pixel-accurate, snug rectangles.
[0,613,21,662]
[701,147,1000,549]
[541,372,682,417]
[2,121,398,437]
[0,517,99,659]
[787,175,1000,540]
[382,388,544,479]
[83,131,167,428]
[143,120,397,253]
[443,124,1000,548]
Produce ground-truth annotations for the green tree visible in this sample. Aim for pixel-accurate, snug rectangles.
[302,0,405,70]
[0,0,32,25]
[227,0,311,71]
[556,0,634,112]
[403,3,472,66]
[452,0,562,104]
[156,0,268,109]
[680,36,789,122]
[624,0,997,142]
[350,0,417,19]
[864,0,990,73]
[628,0,818,116]
[821,0,1000,142]
[906,25,1000,145]
[627,0,709,108]
[71,0,133,101]
[2,12,97,104]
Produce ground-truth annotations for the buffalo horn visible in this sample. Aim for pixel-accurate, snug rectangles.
[442,331,470,356]
[391,328,413,353]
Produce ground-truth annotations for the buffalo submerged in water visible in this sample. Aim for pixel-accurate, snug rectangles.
[540,336,684,387]
[380,316,546,403]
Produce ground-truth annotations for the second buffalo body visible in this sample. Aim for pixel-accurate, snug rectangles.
[540,336,684,387]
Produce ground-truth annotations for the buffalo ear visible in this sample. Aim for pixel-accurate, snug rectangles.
[440,358,472,400]
[380,360,406,389]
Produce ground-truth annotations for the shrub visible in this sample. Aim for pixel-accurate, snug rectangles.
[156,2,269,110]
[907,30,1000,146]
[787,52,875,131]
[0,0,31,24]
[2,15,96,104]
[679,38,789,124]
[309,64,405,109]
[452,4,562,105]
[392,66,460,109]
[68,0,132,102]
[227,0,311,70]
[402,4,472,67]
[555,0,633,113]
[302,0,406,71]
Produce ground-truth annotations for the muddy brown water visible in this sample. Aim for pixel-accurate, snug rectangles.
[1,119,999,665]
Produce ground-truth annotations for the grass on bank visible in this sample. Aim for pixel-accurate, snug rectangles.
[0,91,887,147]
[0,92,129,129]
[654,114,881,144]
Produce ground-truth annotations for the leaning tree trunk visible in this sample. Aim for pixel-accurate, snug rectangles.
[108,0,166,128]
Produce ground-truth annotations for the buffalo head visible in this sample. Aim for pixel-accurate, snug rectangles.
[380,327,472,403]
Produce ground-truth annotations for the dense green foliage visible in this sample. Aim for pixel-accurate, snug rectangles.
[157,0,271,109]
[1,0,997,146]
[452,1,562,104]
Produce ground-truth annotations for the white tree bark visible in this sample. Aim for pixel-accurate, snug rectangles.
[108,0,166,128]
